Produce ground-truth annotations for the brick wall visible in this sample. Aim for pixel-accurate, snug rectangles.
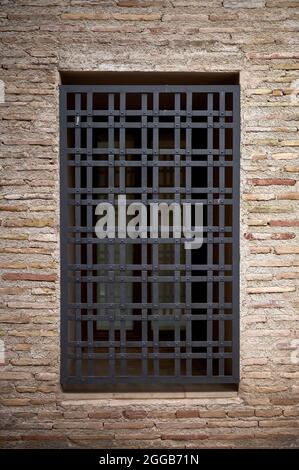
[0,0,299,449]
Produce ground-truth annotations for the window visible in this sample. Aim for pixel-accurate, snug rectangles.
[60,82,240,386]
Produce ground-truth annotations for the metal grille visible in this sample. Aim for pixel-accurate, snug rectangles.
[60,85,240,385]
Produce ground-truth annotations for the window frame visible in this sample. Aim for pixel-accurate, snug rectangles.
[59,84,240,386]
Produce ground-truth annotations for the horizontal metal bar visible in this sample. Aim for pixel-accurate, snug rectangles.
[67,122,234,129]
[67,227,232,235]
[60,84,239,93]
[67,109,233,117]
[67,302,233,309]
[68,199,232,206]
[68,340,232,347]
[67,188,234,196]
[66,148,233,155]
[67,276,233,283]
[67,315,233,321]
[67,239,232,247]
[67,263,233,270]
[67,161,233,168]
[68,353,233,360]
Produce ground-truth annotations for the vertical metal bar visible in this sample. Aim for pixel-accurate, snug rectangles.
[86,91,93,378]
[207,92,213,378]
[141,93,148,378]
[108,93,115,379]
[75,92,82,380]
[185,91,192,377]
[219,91,225,377]
[152,92,159,377]
[174,93,181,377]
[119,92,126,376]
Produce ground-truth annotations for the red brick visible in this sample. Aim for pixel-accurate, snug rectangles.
[3,218,54,228]
[2,273,57,281]
[248,52,299,59]
[0,436,21,442]
[114,432,160,440]
[147,410,176,419]
[255,409,282,418]
[29,398,56,405]
[61,13,110,21]
[200,410,227,418]
[89,410,122,419]
[208,432,255,441]
[117,0,159,6]
[113,13,161,21]
[248,178,296,186]
[21,434,66,441]
[227,409,255,418]
[1,399,31,406]
[283,408,299,417]
[271,398,299,406]
[38,411,63,420]
[176,409,199,418]
[244,232,255,240]
[161,433,208,441]
[251,301,283,309]
[67,433,115,441]
[104,421,154,429]
[0,372,33,380]
[123,409,148,419]
[250,247,272,254]
[268,219,299,227]
[271,233,295,240]
[277,192,299,200]
[148,26,173,34]
[244,232,295,240]
[91,26,141,33]
[63,411,89,419]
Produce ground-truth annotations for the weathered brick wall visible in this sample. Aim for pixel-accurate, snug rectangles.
[0,0,299,449]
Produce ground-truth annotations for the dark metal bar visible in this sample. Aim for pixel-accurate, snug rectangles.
[86,91,94,378]
[66,147,234,156]
[219,91,225,377]
[108,93,116,379]
[174,92,181,378]
[119,92,126,377]
[152,91,159,377]
[68,302,233,309]
[74,92,82,381]
[185,91,192,377]
[61,85,239,93]
[141,93,148,378]
[206,92,213,379]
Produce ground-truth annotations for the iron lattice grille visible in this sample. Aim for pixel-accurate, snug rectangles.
[60,85,240,385]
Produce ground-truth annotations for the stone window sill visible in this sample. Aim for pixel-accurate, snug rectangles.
[59,384,239,402]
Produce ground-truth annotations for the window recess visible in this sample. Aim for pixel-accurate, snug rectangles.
[60,83,240,386]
